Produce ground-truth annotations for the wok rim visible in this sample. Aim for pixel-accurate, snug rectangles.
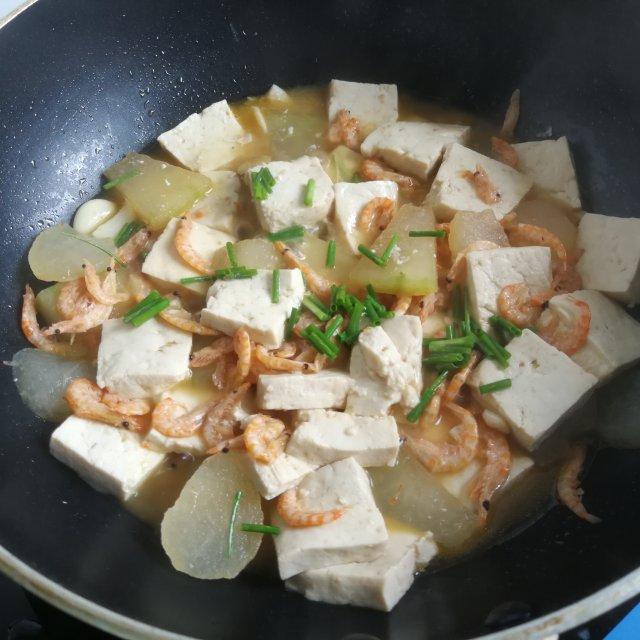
[1,1,639,638]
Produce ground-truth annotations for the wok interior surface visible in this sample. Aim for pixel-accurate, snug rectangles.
[1,0,640,638]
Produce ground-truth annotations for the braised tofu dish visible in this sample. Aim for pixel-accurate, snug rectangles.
[12,80,640,612]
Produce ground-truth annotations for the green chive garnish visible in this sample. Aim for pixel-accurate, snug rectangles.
[303,178,316,206]
[326,239,337,268]
[271,269,280,303]
[251,167,276,201]
[446,324,455,340]
[358,234,398,267]
[364,295,381,326]
[301,325,339,358]
[324,314,343,339]
[408,229,446,238]
[227,490,243,558]
[380,233,399,263]
[302,293,331,322]
[241,523,281,535]
[226,241,238,267]
[406,371,449,423]
[479,379,512,394]
[62,232,126,268]
[339,300,364,345]
[358,244,385,267]
[267,225,305,242]
[123,291,170,327]
[215,266,258,280]
[462,290,471,335]
[489,315,523,338]
[114,221,143,248]
[179,275,216,284]
[103,170,140,190]
[285,306,301,338]
[428,335,475,353]
[423,353,467,366]
[470,319,510,368]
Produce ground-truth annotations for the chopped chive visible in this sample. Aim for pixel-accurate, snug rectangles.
[428,335,475,353]
[251,167,276,201]
[62,231,127,268]
[103,170,140,190]
[179,275,217,284]
[114,221,143,248]
[423,353,466,366]
[365,286,393,319]
[339,300,364,345]
[380,233,399,264]
[302,294,331,322]
[326,239,337,268]
[479,379,512,394]
[123,291,162,322]
[214,266,258,280]
[446,324,455,340]
[407,371,449,423]
[358,244,385,267]
[302,325,339,358]
[285,306,301,338]
[303,178,316,206]
[324,314,343,339]
[128,299,170,327]
[271,269,280,303]
[364,295,382,326]
[489,315,523,338]
[226,241,238,267]
[408,229,446,238]
[471,319,510,368]
[267,225,305,242]
[241,523,281,535]
[366,284,378,301]
[227,490,243,558]
[462,290,471,335]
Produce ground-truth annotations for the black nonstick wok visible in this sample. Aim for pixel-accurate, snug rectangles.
[1,0,640,638]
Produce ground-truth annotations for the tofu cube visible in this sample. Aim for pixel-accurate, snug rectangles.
[265,84,291,104]
[286,530,437,611]
[428,143,533,221]
[273,457,388,579]
[246,157,334,233]
[466,246,553,331]
[334,180,399,253]
[328,80,398,136]
[576,213,640,304]
[288,409,400,467]
[256,370,353,411]
[158,99,247,172]
[346,315,423,415]
[242,452,318,500]
[200,268,305,348]
[91,205,135,240]
[547,290,640,380]
[97,318,192,400]
[361,121,470,180]
[142,217,235,295]
[470,330,597,449]
[50,416,165,501]
[512,137,581,209]
[187,170,241,234]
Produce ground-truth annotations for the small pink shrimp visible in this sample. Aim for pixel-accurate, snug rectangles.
[491,136,519,168]
[277,488,348,528]
[101,391,151,416]
[557,444,601,524]
[361,159,420,190]
[211,354,234,390]
[207,434,246,455]
[392,296,412,315]
[273,241,333,302]
[150,397,215,438]
[65,378,147,432]
[506,223,568,263]
[470,424,512,526]
[243,414,288,464]
[45,279,112,335]
[536,298,591,356]
[424,383,446,424]
[443,352,480,404]
[500,89,520,140]
[174,218,213,275]
[461,165,501,204]
[408,292,438,322]
[83,260,128,305]
[358,197,396,238]
[271,341,298,359]
[446,241,500,284]
[408,403,479,473]
[254,344,312,373]
[117,228,151,264]
[201,383,251,448]
[189,336,235,368]
[497,283,544,328]
[551,255,583,296]
[327,109,361,150]
[230,328,253,388]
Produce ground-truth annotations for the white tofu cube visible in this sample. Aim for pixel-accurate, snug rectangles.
[273,457,388,579]
[361,121,470,180]
[286,530,437,611]
[328,80,398,136]
[97,318,192,400]
[242,452,318,500]
[265,84,291,104]
[512,137,581,208]
[576,213,640,304]
[201,268,305,348]
[91,205,135,240]
[246,156,334,233]
[288,409,400,467]
[547,290,640,381]
[470,330,597,449]
[334,180,399,253]
[50,416,165,501]
[256,371,353,411]
[466,246,553,331]
[141,217,235,295]
[428,143,533,221]
[187,170,241,234]
[346,345,399,416]
[157,99,247,172]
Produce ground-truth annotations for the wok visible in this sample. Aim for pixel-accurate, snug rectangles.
[1,0,640,638]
